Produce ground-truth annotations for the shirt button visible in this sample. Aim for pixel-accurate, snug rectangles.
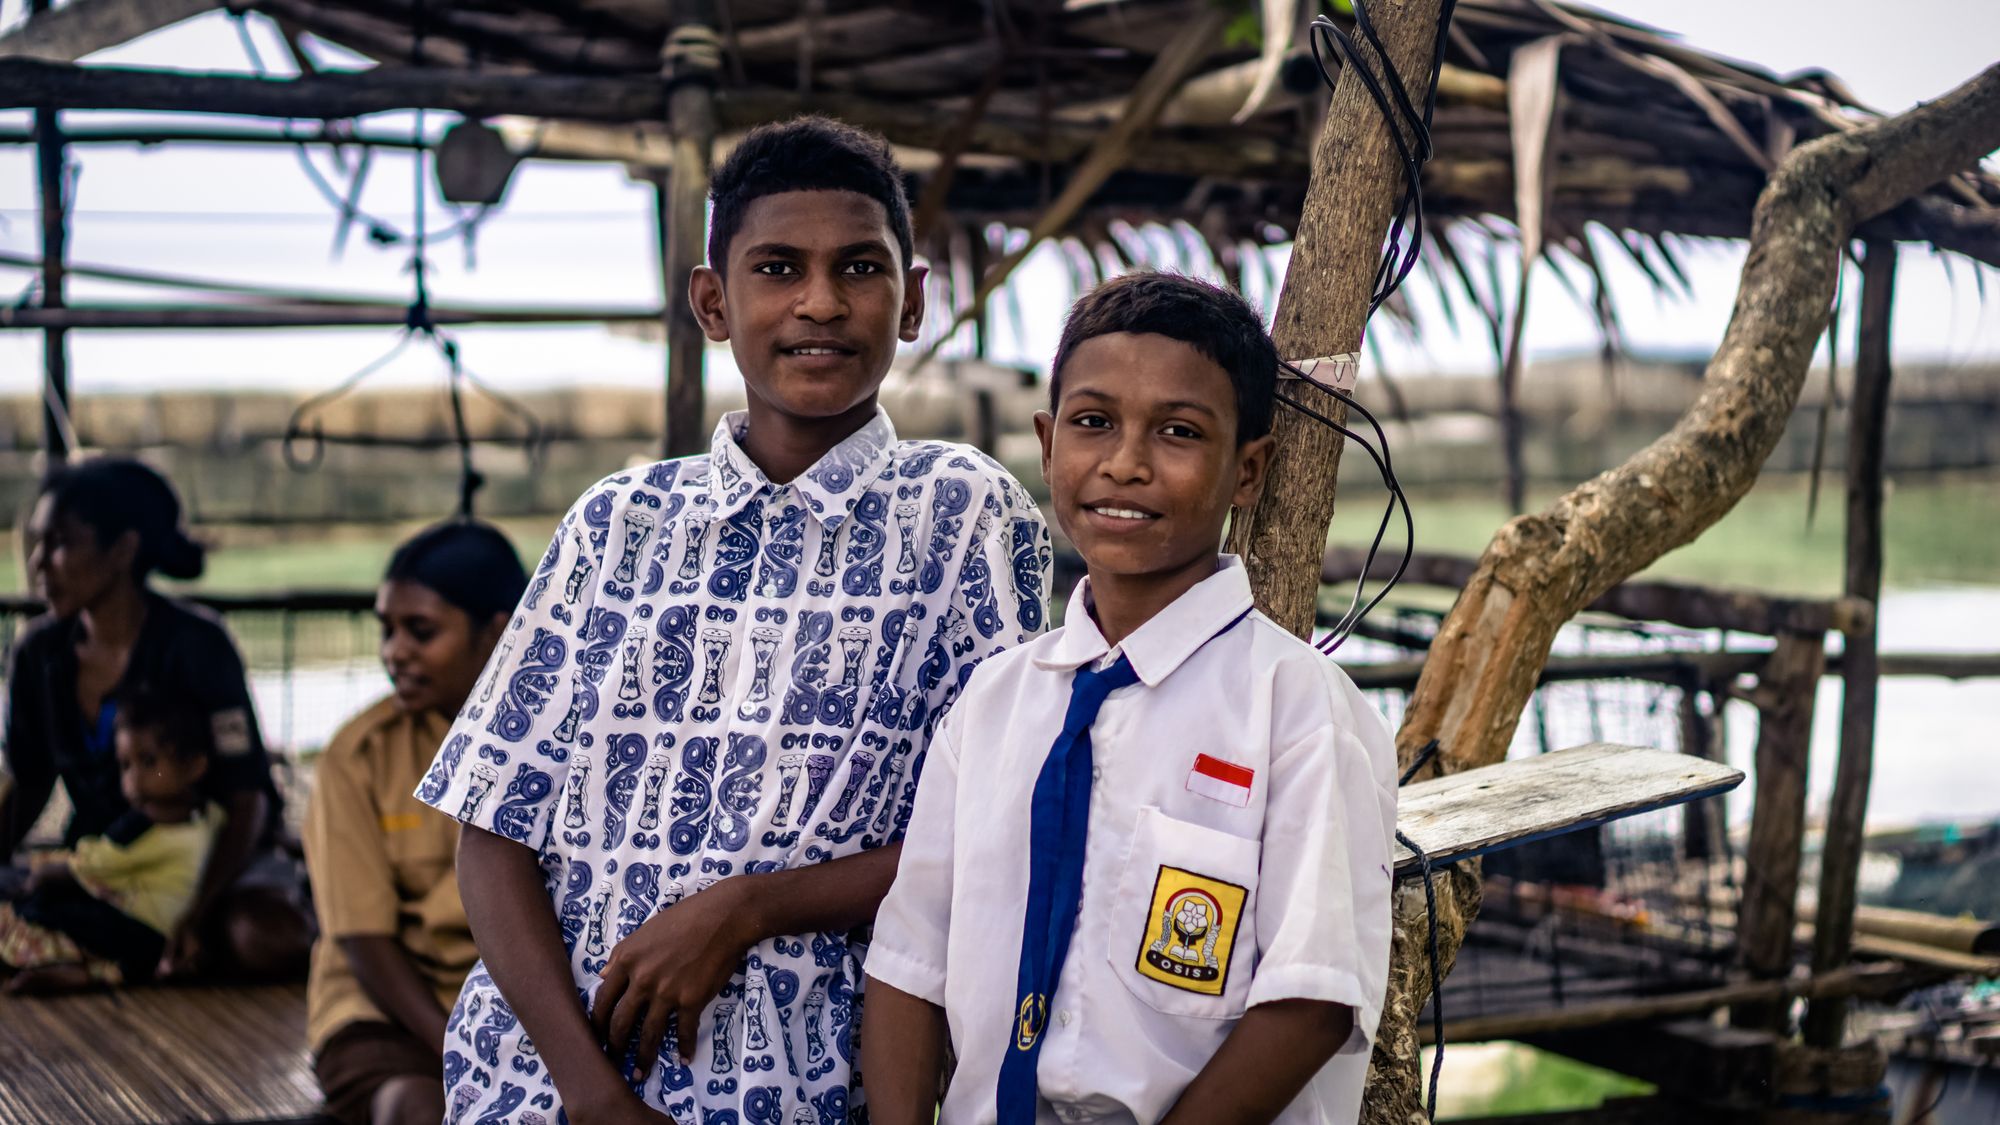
[1058,1009,1073,1026]
[1091,766,1101,782]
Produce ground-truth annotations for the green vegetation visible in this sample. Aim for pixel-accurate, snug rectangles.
[1332,469,2000,596]
[1423,1041,1655,1118]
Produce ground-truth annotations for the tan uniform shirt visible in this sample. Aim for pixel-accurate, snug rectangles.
[304,698,477,1051]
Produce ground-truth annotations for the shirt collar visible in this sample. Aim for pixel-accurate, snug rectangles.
[1034,556,1256,687]
[705,407,899,530]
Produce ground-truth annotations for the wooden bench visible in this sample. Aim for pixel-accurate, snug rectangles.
[0,982,323,1125]
[1395,742,1743,876]
[0,743,1736,1124]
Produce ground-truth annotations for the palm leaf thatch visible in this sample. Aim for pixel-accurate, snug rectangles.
[127,0,2000,366]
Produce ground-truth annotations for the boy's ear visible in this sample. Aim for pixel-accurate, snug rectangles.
[1033,409,1055,483]
[1231,433,1275,509]
[899,265,929,343]
[688,265,732,343]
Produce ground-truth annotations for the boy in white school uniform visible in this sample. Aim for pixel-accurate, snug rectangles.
[862,272,1398,1125]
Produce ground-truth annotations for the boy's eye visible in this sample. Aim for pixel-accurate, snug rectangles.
[1069,413,1111,430]
[753,262,799,276]
[1162,422,1203,440]
[840,261,883,276]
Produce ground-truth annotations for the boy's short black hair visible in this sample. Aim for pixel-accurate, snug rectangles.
[1050,272,1279,443]
[706,116,915,271]
[115,690,212,764]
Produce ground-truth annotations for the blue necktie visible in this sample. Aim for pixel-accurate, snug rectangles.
[996,654,1140,1123]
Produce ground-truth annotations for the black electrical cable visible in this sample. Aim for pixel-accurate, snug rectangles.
[1291,3,1461,1116]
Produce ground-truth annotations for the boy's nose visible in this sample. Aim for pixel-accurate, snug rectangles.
[793,272,848,322]
[1102,433,1152,483]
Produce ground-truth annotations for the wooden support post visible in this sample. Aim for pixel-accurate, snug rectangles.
[661,2,719,459]
[1733,628,1827,1032]
[34,101,68,464]
[1804,239,1896,1047]
[1676,674,1721,861]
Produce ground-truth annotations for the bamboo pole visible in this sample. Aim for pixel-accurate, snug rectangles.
[1731,628,1826,1032]
[1805,239,1896,1048]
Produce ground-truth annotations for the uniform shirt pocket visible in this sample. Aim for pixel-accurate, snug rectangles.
[1107,805,1261,1019]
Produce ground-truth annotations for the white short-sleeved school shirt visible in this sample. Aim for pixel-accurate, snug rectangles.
[415,408,1050,1125]
[870,556,1398,1125]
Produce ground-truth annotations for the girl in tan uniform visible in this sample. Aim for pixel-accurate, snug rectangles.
[303,521,526,1125]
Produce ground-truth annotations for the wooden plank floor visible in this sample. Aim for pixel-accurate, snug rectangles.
[0,983,324,1125]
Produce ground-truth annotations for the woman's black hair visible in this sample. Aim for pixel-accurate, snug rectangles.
[384,520,529,624]
[39,457,206,581]
[114,688,213,764]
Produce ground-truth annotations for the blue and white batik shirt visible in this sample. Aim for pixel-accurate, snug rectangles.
[415,408,1051,1125]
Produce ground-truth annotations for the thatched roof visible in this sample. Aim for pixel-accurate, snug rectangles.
[213,0,1997,252]
[4,0,1995,354]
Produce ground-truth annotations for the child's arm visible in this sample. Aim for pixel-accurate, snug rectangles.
[458,824,654,1125]
[590,844,902,1079]
[1159,1000,1355,1125]
[859,980,948,1125]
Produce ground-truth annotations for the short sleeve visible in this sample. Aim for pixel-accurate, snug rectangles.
[866,717,961,1006]
[304,728,400,938]
[1247,698,1398,1054]
[414,488,607,846]
[175,618,271,794]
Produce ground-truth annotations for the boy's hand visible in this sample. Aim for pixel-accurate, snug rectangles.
[591,876,762,1080]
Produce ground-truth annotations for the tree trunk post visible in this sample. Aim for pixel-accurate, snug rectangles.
[1732,628,1827,1032]
[35,101,68,464]
[1227,0,1453,638]
[661,3,719,459]
[1804,239,1895,1047]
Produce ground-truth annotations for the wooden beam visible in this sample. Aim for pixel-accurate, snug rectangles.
[34,103,68,464]
[1426,961,1933,1045]
[1324,546,1872,636]
[1805,239,1897,1048]
[0,0,215,60]
[1340,646,2000,693]
[661,3,717,459]
[0,303,659,329]
[1731,628,1826,1032]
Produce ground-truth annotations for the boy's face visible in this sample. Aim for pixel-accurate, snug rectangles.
[115,726,204,809]
[689,190,925,427]
[1035,332,1272,587]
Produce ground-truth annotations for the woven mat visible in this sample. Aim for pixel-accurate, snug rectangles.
[0,982,324,1124]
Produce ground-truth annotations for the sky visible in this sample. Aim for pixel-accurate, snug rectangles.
[1,0,1997,399]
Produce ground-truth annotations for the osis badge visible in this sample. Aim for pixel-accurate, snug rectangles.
[1135,865,1246,995]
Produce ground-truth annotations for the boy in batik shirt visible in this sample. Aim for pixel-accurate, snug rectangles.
[417,118,1050,1124]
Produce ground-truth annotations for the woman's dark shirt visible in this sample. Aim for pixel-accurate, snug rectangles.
[3,591,281,845]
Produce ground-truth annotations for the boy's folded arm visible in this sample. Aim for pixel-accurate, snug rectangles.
[858,977,949,1125]
[336,933,453,1052]
[457,823,644,1121]
[1159,999,1356,1125]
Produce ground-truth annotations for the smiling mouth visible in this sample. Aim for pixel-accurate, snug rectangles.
[782,345,854,357]
[1083,504,1160,522]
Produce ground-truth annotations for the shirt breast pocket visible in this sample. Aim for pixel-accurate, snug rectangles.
[1108,805,1260,1020]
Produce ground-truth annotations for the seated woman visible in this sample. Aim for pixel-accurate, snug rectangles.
[1,691,223,993]
[304,521,526,1125]
[0,457,310,979]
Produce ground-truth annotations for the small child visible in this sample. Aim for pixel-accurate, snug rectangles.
[863,272,1399,1124]
[0,691,223,993]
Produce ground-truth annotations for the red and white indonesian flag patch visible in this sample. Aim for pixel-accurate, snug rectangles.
[1186,754,1254,807]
